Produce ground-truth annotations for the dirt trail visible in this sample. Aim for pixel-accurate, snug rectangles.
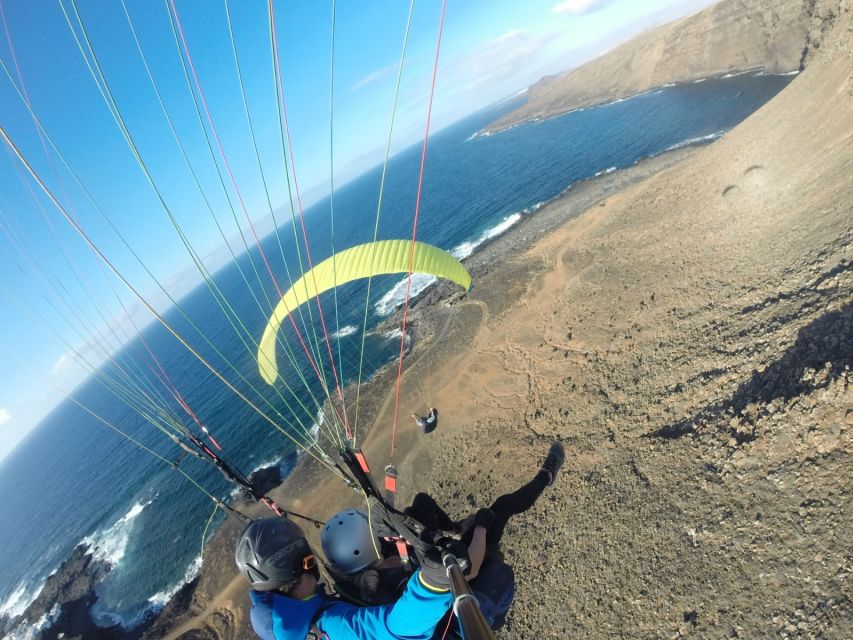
[154,2,851,637]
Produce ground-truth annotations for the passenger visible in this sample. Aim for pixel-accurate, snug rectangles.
[321,441,566,631]
[236,517,468,640]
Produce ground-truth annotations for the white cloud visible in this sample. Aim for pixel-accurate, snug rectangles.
[350,62,399,94]
[52,353,72,375]
[552,0,611,15]
[0,408,10,426]
[444,29,559,93]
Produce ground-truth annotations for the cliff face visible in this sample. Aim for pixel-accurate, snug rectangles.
[483,0,811,133]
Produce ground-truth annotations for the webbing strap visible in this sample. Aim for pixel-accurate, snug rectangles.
[394,538,411,570]
[384,464,398,507]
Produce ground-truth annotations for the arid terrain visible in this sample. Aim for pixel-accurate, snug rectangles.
[483,0,811,135]
[145,0,852,638]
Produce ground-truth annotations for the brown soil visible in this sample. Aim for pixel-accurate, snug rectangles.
[153,1,852,637]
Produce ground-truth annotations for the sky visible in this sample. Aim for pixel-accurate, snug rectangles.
[0,0,715,460]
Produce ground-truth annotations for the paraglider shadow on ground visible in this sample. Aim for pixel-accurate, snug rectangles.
[646,300,852,441]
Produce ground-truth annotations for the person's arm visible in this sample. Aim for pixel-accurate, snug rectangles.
[317,570,452,639]
[467,525,487,581]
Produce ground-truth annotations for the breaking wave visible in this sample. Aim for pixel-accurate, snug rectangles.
[147,554,202,610]
[0,580,39,620]
[329,325,358,339]
[451,212,523,261]
[4,604,61,640]
[383,327,409,341]
[721,69,756,79]
[661,130,725,153]
[374,210,529,316]
[373,273,437,316]
[81,500,152,568]
[594,166,617,177]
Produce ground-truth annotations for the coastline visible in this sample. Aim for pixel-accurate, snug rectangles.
[4,0,850,636]
[0,113,712,640]
[151,12,853,632]
[478,0,810,137]
[148,143,705,639]
[474,69,799,139]
[1,141,708,640]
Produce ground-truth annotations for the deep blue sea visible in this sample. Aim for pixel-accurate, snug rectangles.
[0,71,794,631]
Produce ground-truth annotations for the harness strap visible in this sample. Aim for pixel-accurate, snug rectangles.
[384,464,398,507]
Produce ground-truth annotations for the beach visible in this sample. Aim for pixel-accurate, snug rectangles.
[147,1,853,635]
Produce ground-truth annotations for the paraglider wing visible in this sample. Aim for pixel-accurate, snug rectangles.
[258,239,471,384]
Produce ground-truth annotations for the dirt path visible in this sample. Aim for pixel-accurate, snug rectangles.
[152,8,852,635]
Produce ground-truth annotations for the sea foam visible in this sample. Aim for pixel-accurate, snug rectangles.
[329,325,358,339]
[81,499,151,568]
[0,580,38,620]
[147,554,202,610]
[4,604,61,640]
[661,130,725,153]
[373,212,525,316]
[451,212,523,261]
[374,274,438,316]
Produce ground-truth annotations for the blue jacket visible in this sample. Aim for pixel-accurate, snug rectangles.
[249,570,452,640]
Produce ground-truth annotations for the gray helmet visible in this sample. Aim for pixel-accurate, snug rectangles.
[235,517,313,591]
[320,509,381,575]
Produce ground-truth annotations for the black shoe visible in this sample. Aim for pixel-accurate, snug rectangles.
[541,441,565,486]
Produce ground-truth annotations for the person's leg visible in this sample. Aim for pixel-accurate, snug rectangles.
[486,441,565,547]
[486,471,549,547]
[404,492,456,531]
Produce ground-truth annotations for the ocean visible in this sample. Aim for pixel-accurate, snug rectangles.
[0,71,794,632]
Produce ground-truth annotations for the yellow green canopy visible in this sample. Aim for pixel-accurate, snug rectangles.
[258,239,471,384]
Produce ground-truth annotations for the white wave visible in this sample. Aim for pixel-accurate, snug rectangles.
[329,325,358,339]
[89,604,124,629]
[692,78,707,83]
[464,132,479,142]
[777,69,800,76]
[249,456,284,475]
[226,453,285,500]
[368,212,524,320]
[0,581,38,620]
[662,130,725,153]
[721,69,754,79]
[383,327,407,341]
[5,604,61,640]
[81,500,151,568]
[374,273,438,316]
[451,212,523,261]
[522,201,545,214]
[147,554,202,610]
[594,166,617,177]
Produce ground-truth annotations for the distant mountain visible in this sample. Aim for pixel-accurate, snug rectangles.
[482,0,810,134]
